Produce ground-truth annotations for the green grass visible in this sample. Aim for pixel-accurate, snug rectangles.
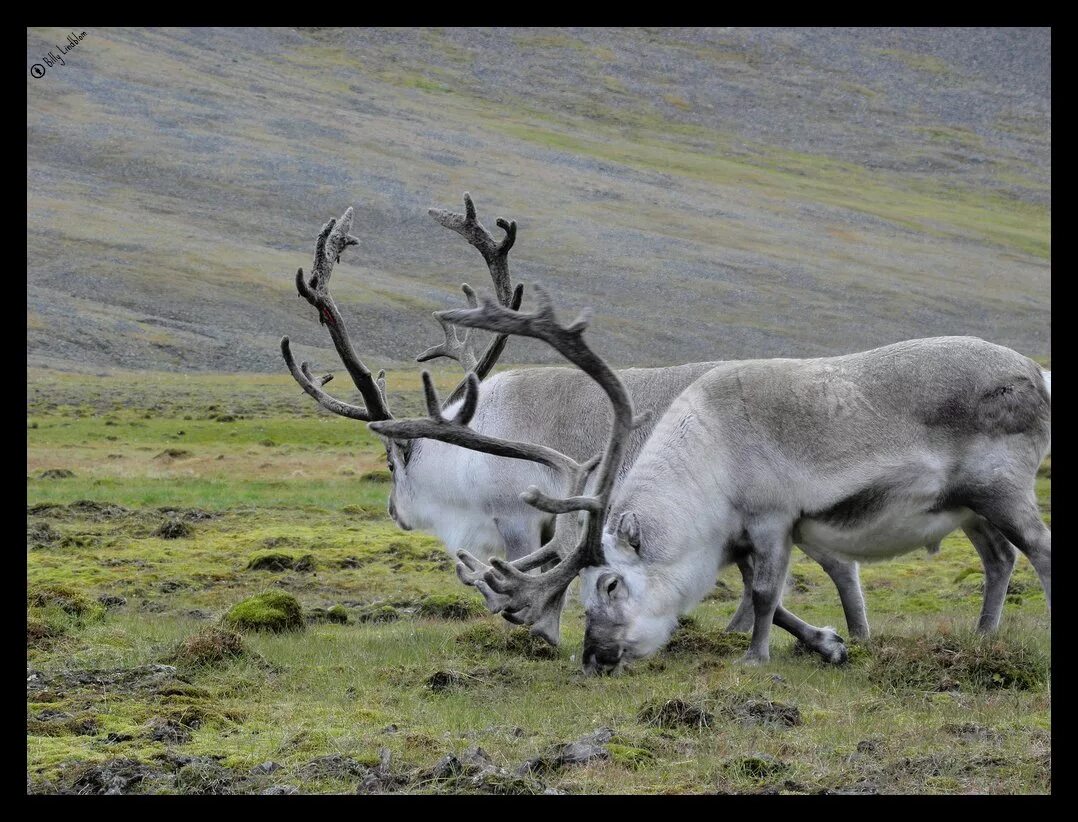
[27,371,1051,794]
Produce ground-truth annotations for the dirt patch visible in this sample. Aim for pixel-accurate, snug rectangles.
[166,627,249,667]
[455,623,559,659]
[723,753,790,781]
[98,594,128,609]
[153,519,194,539]
[27,521,62,548]
[157,507,217,522]
[943,722,1004,744]
[38,468,76,479]
[62,758,163,795]
[28,583,99,617]
[663,616,752,657]
[27,712,99,737]
[298,754,372,780]
[29,500,130,521]
[711,689,802,727]
[154,448,192,460]
[639,698,714,729]
[866,632,1048,691]
[247,552,295,571]
[426,665,517,693]
[639,690,800,731]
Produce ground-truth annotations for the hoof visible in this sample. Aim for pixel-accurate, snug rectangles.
[737,652,769,666]
[818,627,848,665]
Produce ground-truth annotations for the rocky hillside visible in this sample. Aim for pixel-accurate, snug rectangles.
[26,27,1051,376]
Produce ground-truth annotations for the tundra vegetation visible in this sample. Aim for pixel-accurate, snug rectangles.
[27,368,1050,794]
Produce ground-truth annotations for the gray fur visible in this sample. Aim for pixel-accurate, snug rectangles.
[580,336,1050,671]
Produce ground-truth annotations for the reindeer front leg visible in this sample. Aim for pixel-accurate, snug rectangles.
[741,520,794,664]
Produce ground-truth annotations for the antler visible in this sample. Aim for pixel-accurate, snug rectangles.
[370,284,640,645]
[424,193,526,408]
[280,207,393,423]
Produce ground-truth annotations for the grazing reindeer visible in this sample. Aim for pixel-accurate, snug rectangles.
[373,290,1050,669]
[280,197,871,642]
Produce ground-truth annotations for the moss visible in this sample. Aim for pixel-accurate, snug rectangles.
[607,743,656,769]
[456,622,559,659]
[28,584,100,618]
[355,604,401,624]
[867,631,1048,691]
[360,468,392,483]
[166,627,248,667]
[307,605,349,624]
[416,592,485,621]
[663,616,751,657]
[223,591,304,633]
[246,552,295,571]
[328,605,349,623]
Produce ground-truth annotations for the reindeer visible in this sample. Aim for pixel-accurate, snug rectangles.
[371,287,1050,670]
[279,197,871,642]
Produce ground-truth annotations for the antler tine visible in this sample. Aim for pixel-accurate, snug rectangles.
[415,285,480,372]
[428,192,515,306]
[369,372,590,481]
[377,284,636,645]
[281,338,373,422]
[427,193,525,410]
[283,208,393,423]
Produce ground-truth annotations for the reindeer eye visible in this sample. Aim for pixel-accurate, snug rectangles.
[606,578,619,595]
[387,461,395,473]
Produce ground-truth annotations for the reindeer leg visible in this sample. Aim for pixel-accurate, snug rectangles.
[772,606,848,664]
[963,517,1018,633]
[740,521,793,665]
[725,555,756,633]
[974,490,1050,610]
[797,543,870,640]
[494,517,543,563]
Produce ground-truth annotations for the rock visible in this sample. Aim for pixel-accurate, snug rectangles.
[97,594,128,609]
[262,784,299,795]
[251,761,282,775]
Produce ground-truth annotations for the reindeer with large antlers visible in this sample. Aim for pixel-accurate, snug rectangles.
[280,196,878,645]
[370,291,1051,672]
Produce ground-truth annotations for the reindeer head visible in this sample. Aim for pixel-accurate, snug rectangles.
[372,284,648,661]
[281,194,521,534]
[578,513,681,674]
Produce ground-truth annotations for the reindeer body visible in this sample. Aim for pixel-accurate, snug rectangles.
[392,360,720,559]
[582,336,1051,669]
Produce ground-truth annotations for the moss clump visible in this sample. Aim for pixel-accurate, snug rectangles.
[223,591,304,633]
[663,616,751,657]
[28,584,99,618]
[27,617,66,649]
[246,552,295,571]
[360,468,392,483]
[356,604,401,623]
[167,627,248,667]
[607,743,656,769]
[723,753,789,781]
[416,592,485,621]
[456,622,559,659]
[867,632,1048,691]
[307,605,349,624]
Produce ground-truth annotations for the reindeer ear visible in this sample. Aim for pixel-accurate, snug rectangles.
[616,511,641,551]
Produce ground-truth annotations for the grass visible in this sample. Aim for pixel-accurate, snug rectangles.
[27,370,1051,794]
